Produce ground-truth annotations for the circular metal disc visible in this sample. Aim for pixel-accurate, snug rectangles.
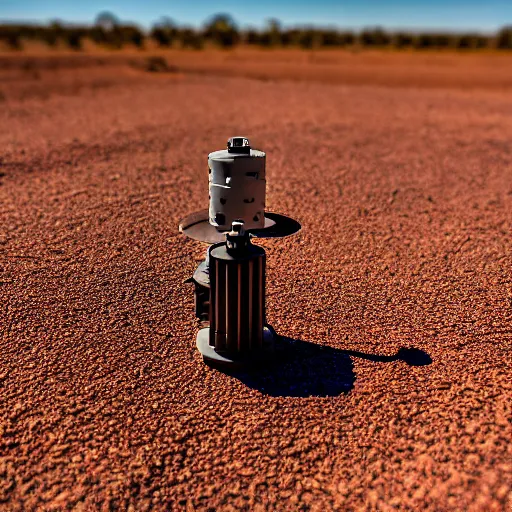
[179,210,301,243]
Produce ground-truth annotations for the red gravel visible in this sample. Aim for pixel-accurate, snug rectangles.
[0,56,511,511]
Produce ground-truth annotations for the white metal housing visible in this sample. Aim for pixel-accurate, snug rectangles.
[208,149,266,231]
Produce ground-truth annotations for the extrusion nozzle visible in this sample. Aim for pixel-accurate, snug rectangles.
[227,136,251,154]
[226,221,249,253]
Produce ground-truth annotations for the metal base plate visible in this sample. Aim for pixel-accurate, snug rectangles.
[179,210,301,243]
[196,326,278,369]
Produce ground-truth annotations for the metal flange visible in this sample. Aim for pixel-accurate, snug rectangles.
[196,325,279,369]
[179,210,301,244]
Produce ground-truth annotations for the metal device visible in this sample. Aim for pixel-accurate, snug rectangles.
[179,137,300,367]
[209,137,266,231]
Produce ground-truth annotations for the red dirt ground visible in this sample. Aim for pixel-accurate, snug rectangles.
[0,53,511,510]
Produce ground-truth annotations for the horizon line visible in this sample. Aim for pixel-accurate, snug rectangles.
[0,16,507,35]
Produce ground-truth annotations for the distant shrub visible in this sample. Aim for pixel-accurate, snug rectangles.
[321,30,343,47]
[150,18,178,47]
[244,29,261,46]
[94,12,119,32]
[121,25,144,48]
[40,22,63,46]
[0,27,22,49]
[203,14,239,48]
[258,19,282,47]
[7,32,22,50]
[145,56,167,71]
[280,29,300,47]
[496,26,512,49]
[64,29,83,50]
[339,32,356,46]
[151,27,171,46]
[433,34,456,48]
[414,33,437,49]
[179,28,204,49]
[87,13,144,49]
[359,27,390,47]
[0,16,510,53]
[392,32,414,49]
[88,26,108,45]
[143,56,179,72]
[455,33,488,49]
[296,29,321,49]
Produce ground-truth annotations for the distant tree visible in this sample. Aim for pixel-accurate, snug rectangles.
[257,31,271,47]
[8,32,22,50]
[150,17,178,47]
[321,29,343,47]
[477,35,489,49]
[257,20,282,47]
[433,33,455,48]
[0,18,504,53]
[64,29,83,50]
[392,32,414,49]
[204,14,239,47]
[88,25,108,45]
[244,28,261,45]
[496,26,512,49]
[296,28,320,49]
[133,28,144,48]
[119,25,144,48]
[414,33,435,49]
[0,28,22,50]
[179,27,204,49]
[359,27,390,47]
[455,33,487,50]
[281,29,301,47]
[151,26,171,46]
[263,18,282,47]
[413,32,457,49]
[159,17,176,29]
[42,21,64,46]
[92,11,126,48]
[332,31,354,47]
[14,25,36,41]
[95,12,119,31]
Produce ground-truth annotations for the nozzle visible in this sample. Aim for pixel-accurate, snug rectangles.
[226,221,249,253]
[227,137,251,154]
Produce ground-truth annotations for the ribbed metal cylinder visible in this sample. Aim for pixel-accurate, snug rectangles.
[208,242,265,354]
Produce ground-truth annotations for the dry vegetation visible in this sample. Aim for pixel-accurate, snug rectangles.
[1,14,512,52]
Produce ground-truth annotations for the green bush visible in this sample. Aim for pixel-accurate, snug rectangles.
[203,14,239,48]
[150,18,178,47]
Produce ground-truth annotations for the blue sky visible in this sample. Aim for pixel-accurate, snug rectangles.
[0,0,510,32]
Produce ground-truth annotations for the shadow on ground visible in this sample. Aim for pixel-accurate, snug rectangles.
[226,338,432,398]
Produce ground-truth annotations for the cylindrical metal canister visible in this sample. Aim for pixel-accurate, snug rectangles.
[208,241,266,354]
[208,149,266,231]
